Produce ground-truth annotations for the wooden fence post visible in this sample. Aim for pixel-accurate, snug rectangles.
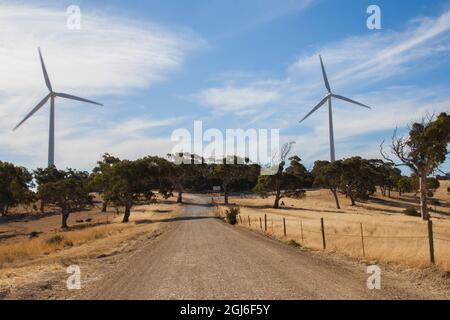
[239,215,242,224]
[260,217,262,230]
[283,218,287,237]
[360,223,365,258]
[271,218,274,233]
[427,220,435,265]
[264,214,267,232]
[320,218,326,250]
[300,219,304,243]
[248,216,251,227]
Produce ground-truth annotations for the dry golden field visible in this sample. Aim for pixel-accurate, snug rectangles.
[218,180,450,271]
[0,196,181,297]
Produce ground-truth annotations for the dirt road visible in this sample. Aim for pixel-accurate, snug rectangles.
[84,195,441,300]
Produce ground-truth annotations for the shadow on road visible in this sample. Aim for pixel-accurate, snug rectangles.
[134,215,221,225]
[180,201,213,208]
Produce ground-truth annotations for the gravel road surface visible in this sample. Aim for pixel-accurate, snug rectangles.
[86,195,437,300]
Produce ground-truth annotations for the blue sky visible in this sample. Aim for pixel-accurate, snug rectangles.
[0,0,449,173]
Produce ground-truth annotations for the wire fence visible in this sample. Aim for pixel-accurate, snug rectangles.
[235,212,450,269]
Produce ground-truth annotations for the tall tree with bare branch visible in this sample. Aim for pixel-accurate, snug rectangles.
[381,112,450,220]
[253,142,295,208]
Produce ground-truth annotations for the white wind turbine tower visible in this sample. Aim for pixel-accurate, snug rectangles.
[299,55,371,162]
[13,48,103,167]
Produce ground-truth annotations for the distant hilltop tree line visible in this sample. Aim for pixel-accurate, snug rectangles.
[0,112,448,226]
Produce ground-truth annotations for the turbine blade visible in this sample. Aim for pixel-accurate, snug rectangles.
[319,55,331,93]
[55,92,103,106]
[332,94,371,109]
[299,96,329,123]
[38,47,52,92]
[13,94,51,130]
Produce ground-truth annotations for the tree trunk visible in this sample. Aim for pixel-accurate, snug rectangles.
[273,188,281,209]
[40,200,45,212]
[223,184,229,205]
[330,189,341,209]
[177,190,183,203]
[224,192,229,205]
[349,195,356,206]
[419,172,429,220]
[387,188,391,198]
[1,204,9,216]
[101,201,107,212]
[381,187,386,197]
[122,200,132,223]
[61,209,70,229]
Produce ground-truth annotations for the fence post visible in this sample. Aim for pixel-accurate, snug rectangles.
[320,218,326,250]
[283,218,287,237]
[360,223,365,258]
[248,216,251,227]
[427,219,435,265]
[271,218,274,233]
[300,219,304,243]
[260,217,262,230]
[264,214,267,232]
[239,215,242,225]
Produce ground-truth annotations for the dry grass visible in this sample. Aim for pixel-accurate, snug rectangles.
[0,223,128,267]
[0,197,182,297]
[218,181,450,271]
[0,197,181,268]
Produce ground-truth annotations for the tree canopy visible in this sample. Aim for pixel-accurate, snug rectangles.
[38,168,92,228]
[0,161,34,215]
[382,112,450,219]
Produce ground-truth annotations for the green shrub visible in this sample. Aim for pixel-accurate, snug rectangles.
[47,234,64,245]
[225,207,240,225]
[403,207,420,217]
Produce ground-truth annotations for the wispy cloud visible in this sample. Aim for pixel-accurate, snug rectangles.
[0,3,205,95]
[0,3,205,169]
[289,10,450,88]
[214,0,315,40]
[196,9,450,164]
[196,86,279,115]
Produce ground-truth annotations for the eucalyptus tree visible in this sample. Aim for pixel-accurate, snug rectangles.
[381,112,450,220]
[38,169,91,228]
[0,161,34,215]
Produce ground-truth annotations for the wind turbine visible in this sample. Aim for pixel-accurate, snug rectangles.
[299,55,371,162]
[13,48,103,167]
